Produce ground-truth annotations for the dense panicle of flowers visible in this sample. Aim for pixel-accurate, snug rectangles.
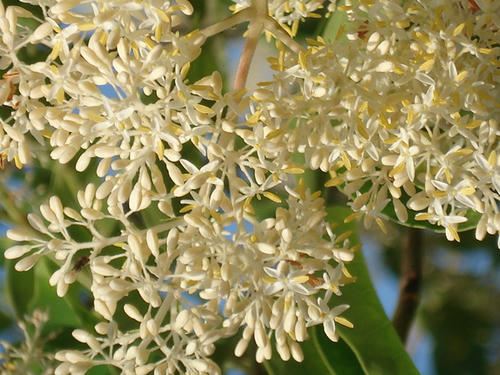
[1,0,356,374]
[1,0,499,373]
[5,184,355,374]
[253,0,500,243]
[0,3,54,168]
[231,0,329,28]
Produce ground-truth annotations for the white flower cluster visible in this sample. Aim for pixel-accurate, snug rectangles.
[0,4,52,168]
[231,0,328,25]
[2,1,356,374]
[1,0,499,373]
[252,0,500,244]
[6,183,355,374]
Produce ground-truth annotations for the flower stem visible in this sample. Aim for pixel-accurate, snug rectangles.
[392,227,423,344]
[199,8,251,38]
[263,16,304,54]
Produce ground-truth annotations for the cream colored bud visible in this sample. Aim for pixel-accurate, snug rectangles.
[290,340,304,362]
[254,319,267,348]
[277,342,291,361]
[234,337,250,357]
[4,245,32,259]
[15,253,42,271]
[7,228,36,241]
[72,329,101,351]
[145,229,159,257]
[256,242,275,254]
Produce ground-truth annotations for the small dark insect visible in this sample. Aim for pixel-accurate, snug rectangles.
[356,20,370,40]
[73,256,90,272]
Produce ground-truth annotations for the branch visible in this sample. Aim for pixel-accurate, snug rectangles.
[392,227,423,344]
[233,21,263,91]
[233,0,268,91]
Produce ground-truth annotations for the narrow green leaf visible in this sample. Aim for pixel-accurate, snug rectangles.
[326,206,421,375]
[264,332,364,375]
[309,329,365,375]
[264,330,363,375]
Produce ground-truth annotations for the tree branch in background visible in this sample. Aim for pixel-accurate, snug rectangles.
[233,22,262,91]
[233,0,268,91]
[392,227,423,344]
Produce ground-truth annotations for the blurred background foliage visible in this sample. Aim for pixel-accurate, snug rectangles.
[0,0,499,374]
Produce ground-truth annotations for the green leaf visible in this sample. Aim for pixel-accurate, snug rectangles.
[309,328,365,375]
[326,206,421,375]
[264,330,364,375]
[4,259,35,318]
[87,365,119,375]
[28,258,83,330]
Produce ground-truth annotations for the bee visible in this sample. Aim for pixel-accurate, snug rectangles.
[72,255,90,272]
